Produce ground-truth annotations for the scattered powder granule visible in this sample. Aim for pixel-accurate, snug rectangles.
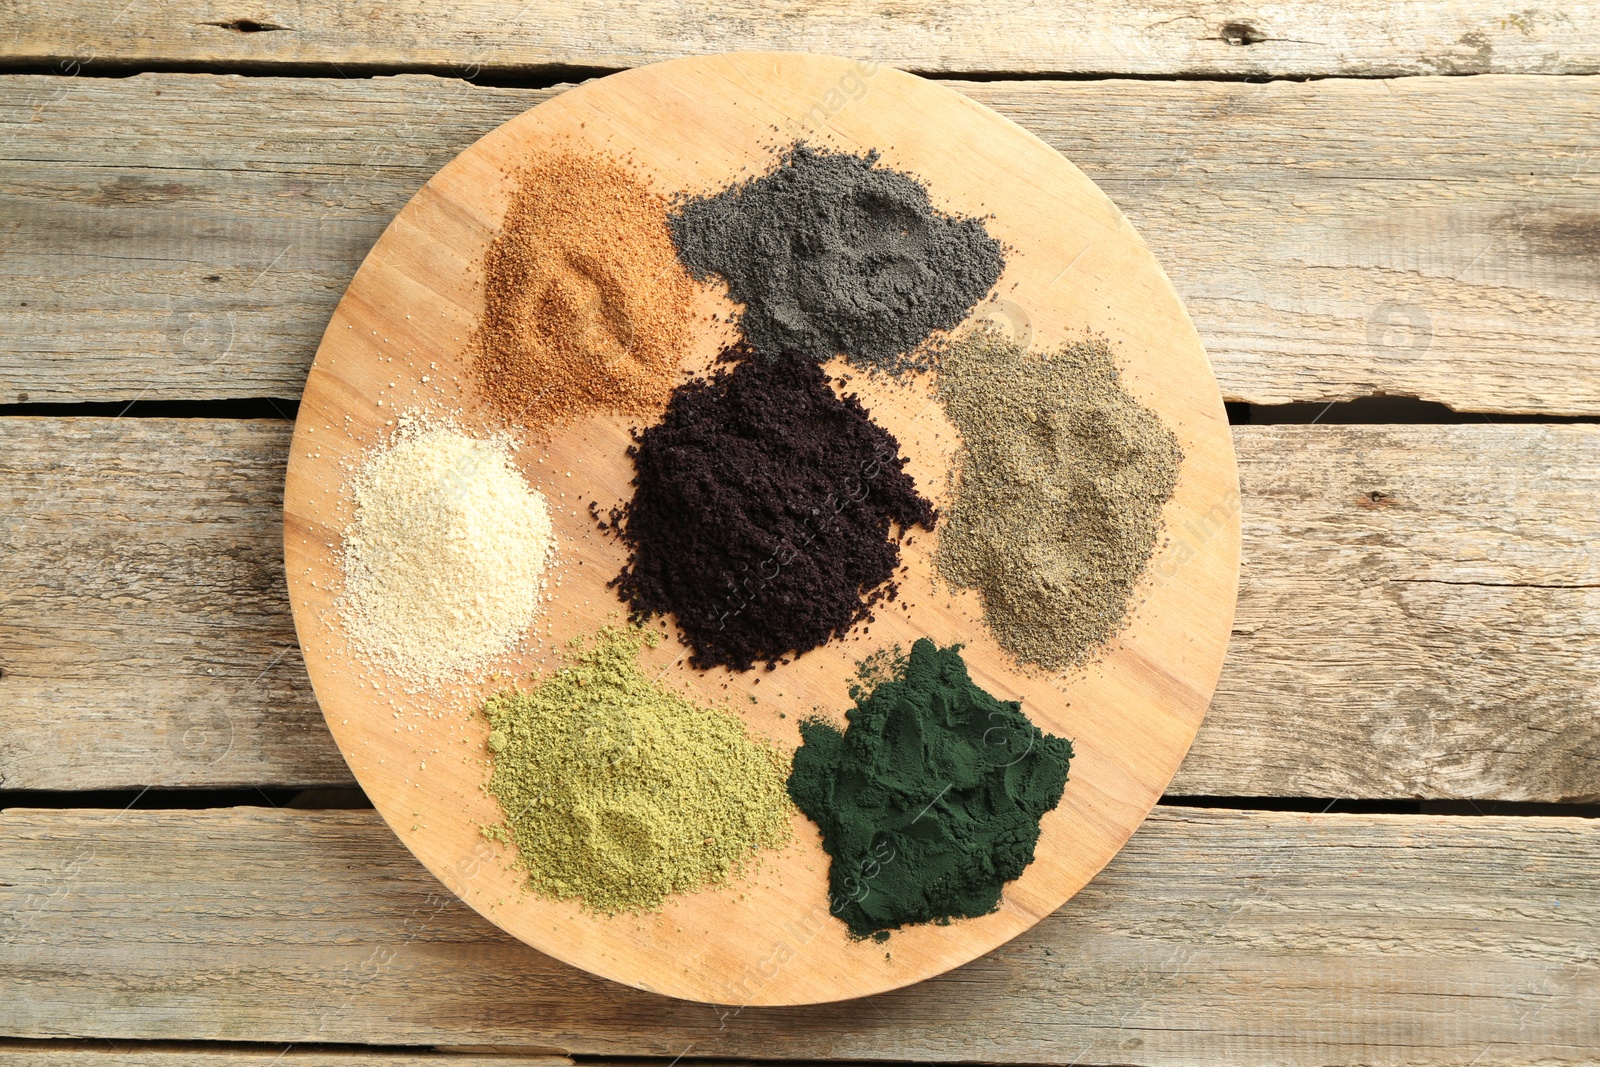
[339,418,555,687]
[472,151,698,431]
[935,323,1182,671]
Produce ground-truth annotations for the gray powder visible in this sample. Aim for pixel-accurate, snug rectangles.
[668,143,1005,371]
[936,324,1183,672]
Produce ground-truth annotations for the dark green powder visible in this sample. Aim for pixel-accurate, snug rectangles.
[787,638,1074,940]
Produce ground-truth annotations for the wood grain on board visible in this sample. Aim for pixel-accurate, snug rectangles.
[3,72,1598,412]
[278,52,1239,1005]
[4,0,1597,77]
[2,419,1596,802]
[1,805,1595,1065]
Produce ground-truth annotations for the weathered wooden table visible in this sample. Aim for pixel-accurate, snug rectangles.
[3,5,1597,1065]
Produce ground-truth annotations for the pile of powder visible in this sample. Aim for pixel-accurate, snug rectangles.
[788,638,1074,940]
[936,324,1183,671]
[668,142,1004,371]
[473,151,697,430]
[609,346,936,671]
[481,624,793,913]
[339,419,554,687]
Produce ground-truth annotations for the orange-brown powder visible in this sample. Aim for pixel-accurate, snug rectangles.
[473,152,696,430]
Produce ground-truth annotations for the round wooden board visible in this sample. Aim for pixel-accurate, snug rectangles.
[283,52,1240,1006]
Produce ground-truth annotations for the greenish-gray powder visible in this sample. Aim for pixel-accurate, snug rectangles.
[936,324,1183,671]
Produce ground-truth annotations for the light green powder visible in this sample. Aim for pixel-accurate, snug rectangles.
[482,624,793,913]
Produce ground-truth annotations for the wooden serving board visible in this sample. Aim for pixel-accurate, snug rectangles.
[282,52,1240,1006]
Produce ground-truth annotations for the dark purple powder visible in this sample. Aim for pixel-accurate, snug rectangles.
[609,346,935,671]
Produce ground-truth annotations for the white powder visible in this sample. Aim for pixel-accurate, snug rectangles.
[339,420,554,687]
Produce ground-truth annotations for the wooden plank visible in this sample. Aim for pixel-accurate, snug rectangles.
[0,418,316,788]
[0,1048,571,1067]
[1211,422,1600,804]
[2,72,1597,413]
[5,0,1599,77]
[1,805,1595,1064]
[1,418,1596,801]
